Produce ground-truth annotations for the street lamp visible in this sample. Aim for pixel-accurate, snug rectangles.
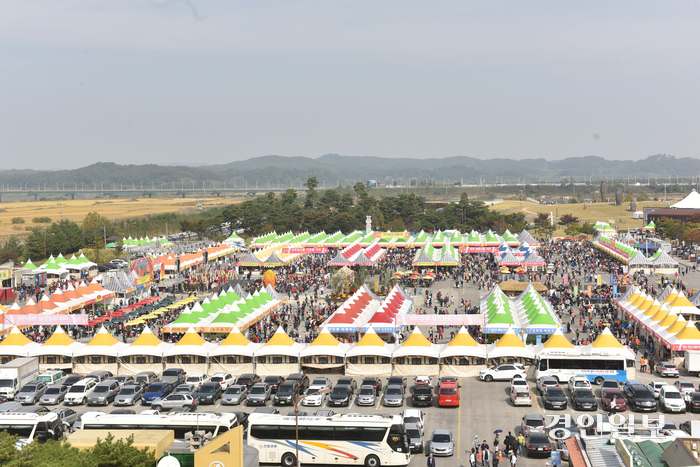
[294,387,331,467]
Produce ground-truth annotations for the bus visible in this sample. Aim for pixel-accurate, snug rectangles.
[535,350,635,384]
[0,412,64,448]
[248,413,411,467]
[78,412,238,440]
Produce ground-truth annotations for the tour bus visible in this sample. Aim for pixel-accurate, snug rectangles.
[0,412,64,448]
[247,413,411,467]
[78,412,238,440]
[535,350,634,384]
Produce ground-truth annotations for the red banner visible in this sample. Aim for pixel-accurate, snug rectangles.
[396,314,485,326]
[281,247,328,254]
[460,247,498,253]
[4,314,89,326]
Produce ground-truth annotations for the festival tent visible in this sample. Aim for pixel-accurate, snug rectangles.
[0,326,41,357]
[668,292,700,318]
[537,328,576,354]
[209,327,263,375]
[412,243,460,267]
[516,230,539,246]
[498,249,522,267]
[643,222,656,231]
[164,326,217,374]
[439,326,486,360]
[299,327,350,372]
[656,314,688,346]
[23,259,37,270]
[345,325,396,377]
[119,326,174,358]
[629,252,653,268]
[253,326,306,376]
[588,327,623,349]
[691,292,700,307]
[30,326,86,370]
[651,250,679,267]
[323,286,384,333]
[620,232,636,244]
[73,326,128,374]
[671,189,700,209]
[502,230,520,247]
[485,326,535,360]
[665,321,700,351]
[392,327,440,376]
[662,288,679,304]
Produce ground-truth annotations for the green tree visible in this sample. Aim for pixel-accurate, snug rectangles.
[579,222,597,236]
[637,192,650,202]
[656,218,684,240]
[0,431,18,464]
[304,176,319,209]
[82,212,110,247]
[353,182,368,202]
[338,194,354,213]
[86,433,157,467]
[564,223,581,237]
[0,235,23,264]
[23,228,46,261]
[328,212,359,233]
[301,210,328,232]
[558,214,579,226]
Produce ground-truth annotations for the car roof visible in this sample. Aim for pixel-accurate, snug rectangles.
[524,413,543,419]
[403,409,422,416]
[433,429,451,435]
[405,423,421,431]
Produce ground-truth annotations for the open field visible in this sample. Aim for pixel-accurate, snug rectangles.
[491,199,667,237]
[0,196,244,237]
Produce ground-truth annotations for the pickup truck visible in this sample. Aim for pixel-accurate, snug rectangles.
[412,385,433,406]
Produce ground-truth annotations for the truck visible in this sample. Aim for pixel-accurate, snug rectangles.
[0,357,40,401]
[683,351,700,376]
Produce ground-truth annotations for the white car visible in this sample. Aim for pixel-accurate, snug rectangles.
[510,387,532,406]
[402,409,425,435]
[210,373,236,391]
[568,376,592,391]
[65,379,97,405]
[651,381,668,398]
[414,376,432,387]
[511,377,530,393]
[656,362,679,378]
[659,386,686,413]
[302,386,327,407]
[674,380,695,396]
[479,363,526,382]
[185,373,210,387]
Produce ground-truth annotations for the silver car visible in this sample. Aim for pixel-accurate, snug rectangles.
[384,385,404,407]
[173,384,199,396]
[222,385,248,405]
[50,407,80,428]
[151,393,199,411]
[40,385,69,405]
[247,383,271,406]
[429,429,454,457]
[113,385,144,406]
[115,375,135,388]
[406,423,424,453]
[16,382,48,405]
[356,385,376,406]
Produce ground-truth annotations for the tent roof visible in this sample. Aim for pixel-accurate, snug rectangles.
[543,328,574,349]
[310,328,340,347]
[0,327,33,347]
[265,327,295,347]
[130,327,163,347]
[591,328,623,349]
[175,326,207,347]
[219,327,252,347]
[674,321,700,341]
[86,326,119,347]
[448,326,478,347]
[43,326,77,347]
[400,327,431,347]
[495,327,526,348]
[355,326,387,347]
[671,189,700,209]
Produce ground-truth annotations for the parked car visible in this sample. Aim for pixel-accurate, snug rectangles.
[50,407,80,428]
[173,383,199,396]
[337,377,357,392]
[412,385,433,407]
[87,380,120,406]
[301,386,327,407]
[429,429,454,457]
[114,385,144,406]
[233,411,249,429]
[16,382,48,405]
[657,362,679,378]
[135,371,159,389]
[521,414,546,432]
[524,430,552,458]
[387,376,407,393]
[247,383,272,406]
[690,392,700,413]
[600,379,620,391]
[237,374,261,390]
[659,386,686,413]
[626,384,658,412]
[37,370,67,387]
[568,376,592,390]
[253,407,279,414]
[210,373,236,391]
[383,385,404,407]
[602,389,627,412]
[286,374,310,393]
[361,377,383,395]
[17,405,49,414]
[313,410,335,417]
[414,376,432,387]
[406,423,424,453]
[309,377,332,391]
[198,382,222,404]
[511,388,532,406]
[511,377,530,393]
[263,376,285,394]
[542,387,568,410]
[65,379,97,406]
[142,382,173,405]
[571,389,597,411]
[551,427,579,461]
[274,381,301,406]
[402,409,425,435]
[356,385,377,406]
[62,375,83,388]
[674,380,696,396]
[651,381,668,398]
[479,363,526,382]
[536,377,559,394]
[152,393,199,411]
[185,373,209,387]
[222,385,248,405]
[438,381,459,407]
[161,368,187,386]
[114,375,135,388]
[328,385,354,407]
[40,385,69,405]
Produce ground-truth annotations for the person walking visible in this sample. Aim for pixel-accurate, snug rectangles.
[427,453,436,467]
[473,436,480,453]
[470,448,477,467]
[516,433,525,457]
[510,453,517,467]
[482,446,491,467]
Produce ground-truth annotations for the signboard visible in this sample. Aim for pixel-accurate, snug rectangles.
[281,247,328,254]
[610,275,615,285]
[373,232,409,238]
[551,451,561,466]
[536,335,542,345]
[596,275,602,286]
[135,276,149,286]
[3,314,89,326]
[460,247,499,254]
[396,314,485,326]
[0,270,10,281]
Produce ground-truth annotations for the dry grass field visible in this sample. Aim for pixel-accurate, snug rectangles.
[0,196,244,237]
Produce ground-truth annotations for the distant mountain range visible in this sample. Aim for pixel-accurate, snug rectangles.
[0,153,697,188]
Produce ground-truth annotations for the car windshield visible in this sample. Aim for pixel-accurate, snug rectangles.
[145,385,162,393]
[574,381,588,387]
[186,377,201,383]
[526,418,544,427]
[405,417,420,424]
[530,433,548,442]
[20,385,36,392]
[226,387,241,394]
[305,388,318,396]
[332,387,347,395]
[200,386,216,394]
[516,392,529,398]
[0,380,13,387]
[548,388,564,396]
[37,376,52,383]
[440,388,457,395]
[665,392,682,399]
[606,393,624,400]
[94,386,108,393]
[433,434,451,443]
[407,429,421,438]
[386,388,402,395]
[680,383,694,388]
[69,385,86,393]
[360,388,374,395]
[338,379,352,386]
[46,387,62,395]
[637,390,653,398]
[575,390,592,398]
[513,380,526,385]
[250,387,266,395]
[120,388,135,395]
[312,379,326,386]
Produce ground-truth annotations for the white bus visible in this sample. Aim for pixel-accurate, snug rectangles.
[535,351,634,385]
[248,413,411,467]
[0,412,64,448]
[78,412,238,440]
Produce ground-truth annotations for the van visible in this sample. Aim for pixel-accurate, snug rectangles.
[162,369,186,386]
[84,371,113,384]
[135,371,159,388]
[37,370,67,387]
[0,402,22,413]
[88,380,120,406]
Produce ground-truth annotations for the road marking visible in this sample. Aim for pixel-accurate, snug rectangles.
[533,388,543,415]
[458,377,462,459]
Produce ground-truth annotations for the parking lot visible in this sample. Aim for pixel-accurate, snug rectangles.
[19,366,700,467]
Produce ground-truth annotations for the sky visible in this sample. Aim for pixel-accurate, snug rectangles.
[1,0,700,169]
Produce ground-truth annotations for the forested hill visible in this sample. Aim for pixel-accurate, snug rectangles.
[0,154,697,187]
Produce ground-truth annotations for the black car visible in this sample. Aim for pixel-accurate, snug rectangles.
[274,381,300,406]
[690,392,700,413]
[286,374,310,393]
[412,385,433,407]
[571,389,597,411]
[524,430,552,458]
[63,376,83,388]
[361,377,383,396]
[198,382,223,404]
[543,387,568,410]
[626,385,657,412]
[232,411,249,429]
[237,374,261,390]
[328,385,354,407]
[387,376,407,393]
[264,376,285,394]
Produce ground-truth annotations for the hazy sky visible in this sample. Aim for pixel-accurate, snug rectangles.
[2,0,699,169]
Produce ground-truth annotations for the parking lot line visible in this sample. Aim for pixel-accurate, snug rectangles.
[533,388,543,415]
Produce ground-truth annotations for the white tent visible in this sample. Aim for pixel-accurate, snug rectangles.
[671,189,700,209]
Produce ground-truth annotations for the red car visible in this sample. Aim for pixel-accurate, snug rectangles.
[603,389,626,412]
[438,381,460,407]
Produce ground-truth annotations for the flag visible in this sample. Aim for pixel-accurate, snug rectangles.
[587,285,592,297]
[563,274,568,285]
[573,285,578,296]
[596,274,602,286]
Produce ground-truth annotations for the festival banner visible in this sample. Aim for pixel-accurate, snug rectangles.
[573,285,578,296]
[587,285,592,297]
[281,247,329,254]
[373,232,410,238]
[596,275,602,286]
[563,274,568,285]
[459,247,499,254]
[396,314,485,326]
[609,275,615,285]
[135,276,149,286]
[613,285,618,297]
[3,314,89,326]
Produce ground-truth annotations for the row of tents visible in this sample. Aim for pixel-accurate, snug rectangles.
[593,235,678,269]
[481,284,562,335]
